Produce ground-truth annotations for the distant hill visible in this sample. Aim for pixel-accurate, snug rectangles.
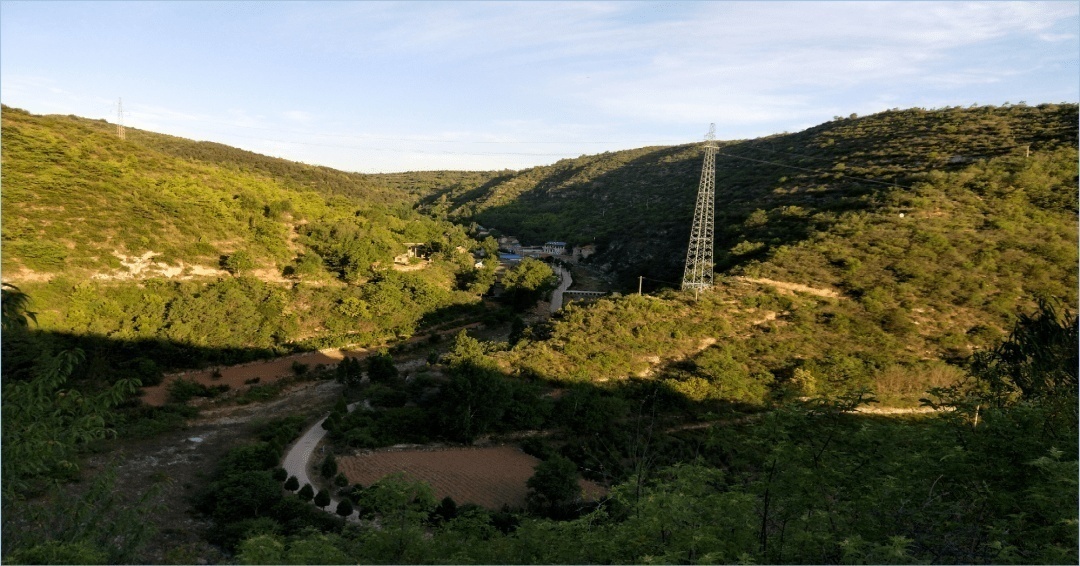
[424,102,1077,347]
[2,103,1075,385]
[427,103,1077,288]
[0,106,499,368]
[0,106,495,279]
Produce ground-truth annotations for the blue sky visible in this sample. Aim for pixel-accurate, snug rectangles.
[2,1,1077,172]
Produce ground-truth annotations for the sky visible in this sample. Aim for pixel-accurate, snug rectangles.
[2,1,1077,172]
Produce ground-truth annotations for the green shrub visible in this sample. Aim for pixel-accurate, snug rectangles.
[167,378,229,404]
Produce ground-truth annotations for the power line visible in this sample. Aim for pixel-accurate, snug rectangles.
[133,128,589,157]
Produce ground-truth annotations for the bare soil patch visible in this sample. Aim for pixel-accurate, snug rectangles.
[339,446,606,509]
[141,347,373,406]
[80,380,341,563]
[735,276,841,299]
[140,322,483,406]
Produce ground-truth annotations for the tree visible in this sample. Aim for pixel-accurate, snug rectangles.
[298,483,314,502]
[526,455,581,516]
[502,257,556,310]
[335,499,354,517]
[357,474,437,561]
[367,350,399,383]
[1,286,139,499]
[314,489,331,509]
[438,332,512,442]
[434,495,458,523]
[509,316,526,346]
[223,250,256,275]
[2,467,159,564]
[272,467,288,482]
[335,357,363,388]
[320,453,338,479]
[1,283,36,330]
[283,476,299,491]
[970,298,1078,403]
[207,470,282,524]
[290,252,324,280]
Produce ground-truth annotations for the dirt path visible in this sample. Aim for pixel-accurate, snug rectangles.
[549,266,573,312]
[280,400,362,520]
[734,276,841,299]
[140,322,482,406]
[141,347,373,406]
[81,379,343,564]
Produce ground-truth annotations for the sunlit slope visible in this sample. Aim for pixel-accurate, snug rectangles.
[0,106,493,278]
[437,104,1077,404]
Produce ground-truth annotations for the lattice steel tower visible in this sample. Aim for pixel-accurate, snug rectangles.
[681,124,718,293]
[116,98,126,140]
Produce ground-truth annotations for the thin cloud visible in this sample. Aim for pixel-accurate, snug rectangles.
[2,1,1075,172]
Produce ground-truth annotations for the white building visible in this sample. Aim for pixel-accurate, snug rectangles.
[543,241,567,255]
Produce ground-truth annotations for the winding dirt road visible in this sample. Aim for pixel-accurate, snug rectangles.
[549,266,573,312]
[280,402,362,520]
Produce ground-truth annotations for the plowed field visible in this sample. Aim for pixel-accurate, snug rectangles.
[338,446,606,509]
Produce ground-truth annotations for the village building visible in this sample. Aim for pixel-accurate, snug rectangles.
[498,236,521,254]
[543,241,567,255]
[393,243,426,265]
[498,252,523,264]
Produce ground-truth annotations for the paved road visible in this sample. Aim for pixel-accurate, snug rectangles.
[549,266,573,312]
[281,403,361,520]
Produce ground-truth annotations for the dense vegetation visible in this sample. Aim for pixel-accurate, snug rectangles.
[2,103,1076,564]
[1,106,508,373]
[426,104,1076,287]
[222,301,1074,565]
[0,106,500,277]
[425,104,1079,377]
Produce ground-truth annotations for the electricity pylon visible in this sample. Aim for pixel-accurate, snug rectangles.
[681,124,718,294]
[116,98,126,140]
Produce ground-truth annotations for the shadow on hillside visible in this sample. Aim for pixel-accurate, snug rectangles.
[417,171,518,212]
[457,140,892,291]
[2,329,293,387]
[1,301,506,392]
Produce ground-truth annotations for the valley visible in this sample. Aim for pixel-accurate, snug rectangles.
[2,103,1077,564]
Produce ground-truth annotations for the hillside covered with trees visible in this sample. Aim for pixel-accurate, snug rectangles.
[1,107,506,373]
[428,103,1076,287]
[1,103,1076,564]
[426,102,1079,391]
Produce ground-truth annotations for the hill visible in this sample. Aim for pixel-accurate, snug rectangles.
[426,104,1078,389]
[2,104,1076,565]
[0,106,496,280]
[428,103,1077,287]
[1,106,503,373]
[2,103,1075,386]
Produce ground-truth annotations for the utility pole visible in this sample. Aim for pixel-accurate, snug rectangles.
[681,124,718,293]
[116,98,126,140]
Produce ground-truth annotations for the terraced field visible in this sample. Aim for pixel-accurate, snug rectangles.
[339,445,606,509]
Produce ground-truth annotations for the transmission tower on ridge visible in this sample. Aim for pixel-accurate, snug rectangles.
[681,123,718,294]
[116,98,126,140]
